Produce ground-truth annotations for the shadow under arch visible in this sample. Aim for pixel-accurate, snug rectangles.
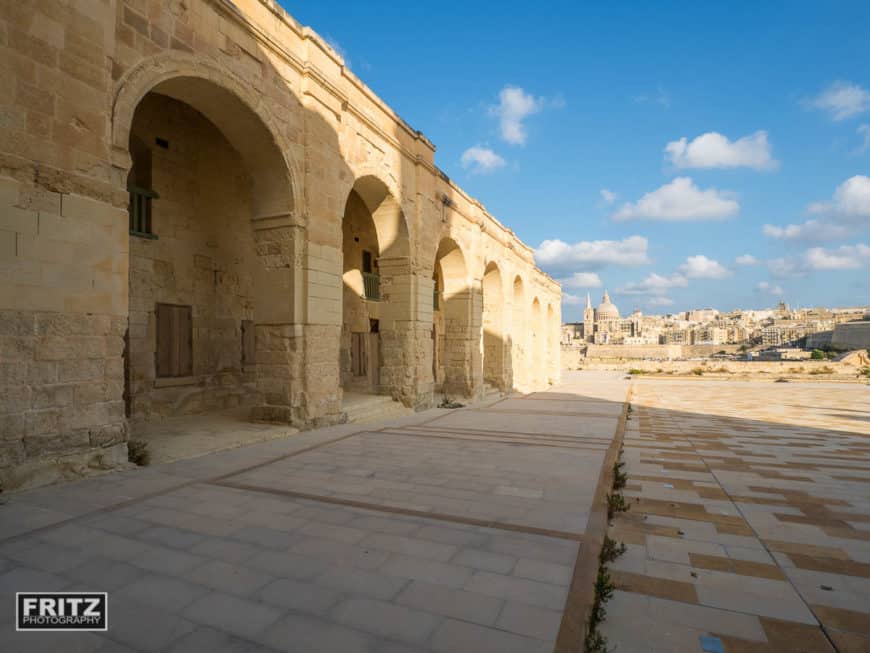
[114,52,308,426]
[531,296,543,387]
[432,237,476,398]
[340,174,413,402]
[111,52,300,221]
[511,274,527,391]
[482,261,507,391]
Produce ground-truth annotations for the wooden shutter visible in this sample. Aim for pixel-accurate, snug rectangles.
[155,303,193,377]
[351,332,367,377]
[241,320,255,367]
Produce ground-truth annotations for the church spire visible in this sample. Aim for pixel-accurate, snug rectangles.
[586,291,592,309]
[603,289,611,303]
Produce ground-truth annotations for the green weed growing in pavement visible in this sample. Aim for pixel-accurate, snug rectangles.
[585,536,626,652]
[612,460,627,491]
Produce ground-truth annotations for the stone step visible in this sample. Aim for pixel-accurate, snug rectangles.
[343,393,413,425]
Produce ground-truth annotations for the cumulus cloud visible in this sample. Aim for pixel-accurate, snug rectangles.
[736,254,759,266]
[460,146,506,174]
[488,86,562,146]
[762,220,851,242]
[679,255,732,279]
[647,296,675,307]
[757,281,784,296]
[558,272,603,288]
[612,177,739,222]
[808,174,870,218]
[665,131,778,171]
[619,273,688,296]
[562,292,583,306]
[804,81,870,121]
[766,243,870,277]
[535,235,651,271]
[804,243,870,270]
[766,175,870,241]
[599,189,617,204]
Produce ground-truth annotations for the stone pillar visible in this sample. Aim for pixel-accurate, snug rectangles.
[378,256,417,406]
[249,217,307,424]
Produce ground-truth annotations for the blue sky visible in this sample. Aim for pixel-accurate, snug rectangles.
[284,1,870,321]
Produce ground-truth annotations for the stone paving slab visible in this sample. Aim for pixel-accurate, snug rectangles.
[603,378,870,653]
[0,372,629,652]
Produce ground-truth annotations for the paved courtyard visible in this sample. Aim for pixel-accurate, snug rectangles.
[604,378,870,653]
[0,372,628,653]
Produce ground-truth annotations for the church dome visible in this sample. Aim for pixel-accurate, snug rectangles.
[595,290,620,321]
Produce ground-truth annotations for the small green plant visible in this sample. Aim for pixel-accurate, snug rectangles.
[585,536,625,652]
[811,349,825,360]
[627,369,647,375]
[607,492,629,519]
[600,535,627,564]
[127,440,151,466]
[691,367,704,376]
[612,460,627,491]
[859,366,870,378]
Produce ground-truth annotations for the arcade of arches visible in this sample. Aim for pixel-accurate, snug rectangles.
[0,0,560,489]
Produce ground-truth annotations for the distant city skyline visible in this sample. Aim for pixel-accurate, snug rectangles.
[286,1,870,318]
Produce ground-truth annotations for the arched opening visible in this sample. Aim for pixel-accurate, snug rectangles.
[432,238,473,398]
[123,77,297,430]
[511,276,527,391]
[531,297,543,388]
[340,176,410,400]
[482,262,506,391]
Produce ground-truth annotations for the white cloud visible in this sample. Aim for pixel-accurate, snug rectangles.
[633,86,670,109]
[858,124,870,153]
[804,81,870,121]
[766,243,870,277]
[767,257,804,279]
[804,243,870,270]
[535,235,651,271]
[665,131,778,171]
[757,281,784,296]
[460,146,506,174]
[619,273,688,296]
[488,86,562,145]
[647,296,674,307]
[679,255,732,279]
[562,292,583,306]
[765,175,870,242]
[558,272,603,288]
[612,177,739,222]
[808,174,870,218]
[600,189,616,204]
[736,254,759,266]
[762,219,851,242]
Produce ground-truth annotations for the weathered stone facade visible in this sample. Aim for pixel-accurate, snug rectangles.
[0,0,561,489]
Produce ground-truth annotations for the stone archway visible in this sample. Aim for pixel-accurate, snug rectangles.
[511,275,527,391]
[433,238,474,398]
[482,262,507,391]
[340,175,411,401]
[114,60,302,427]
[531,297,543,388]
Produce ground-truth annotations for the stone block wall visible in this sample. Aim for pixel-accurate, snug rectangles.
[0,175,129,489]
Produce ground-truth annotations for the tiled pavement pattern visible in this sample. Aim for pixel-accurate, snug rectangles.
[0,371,628,653]
[603,378,870,653]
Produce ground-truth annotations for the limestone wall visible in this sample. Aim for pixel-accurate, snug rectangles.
[0,0,561,489]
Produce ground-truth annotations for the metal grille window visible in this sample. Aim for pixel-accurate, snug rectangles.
[128,185,158,238]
